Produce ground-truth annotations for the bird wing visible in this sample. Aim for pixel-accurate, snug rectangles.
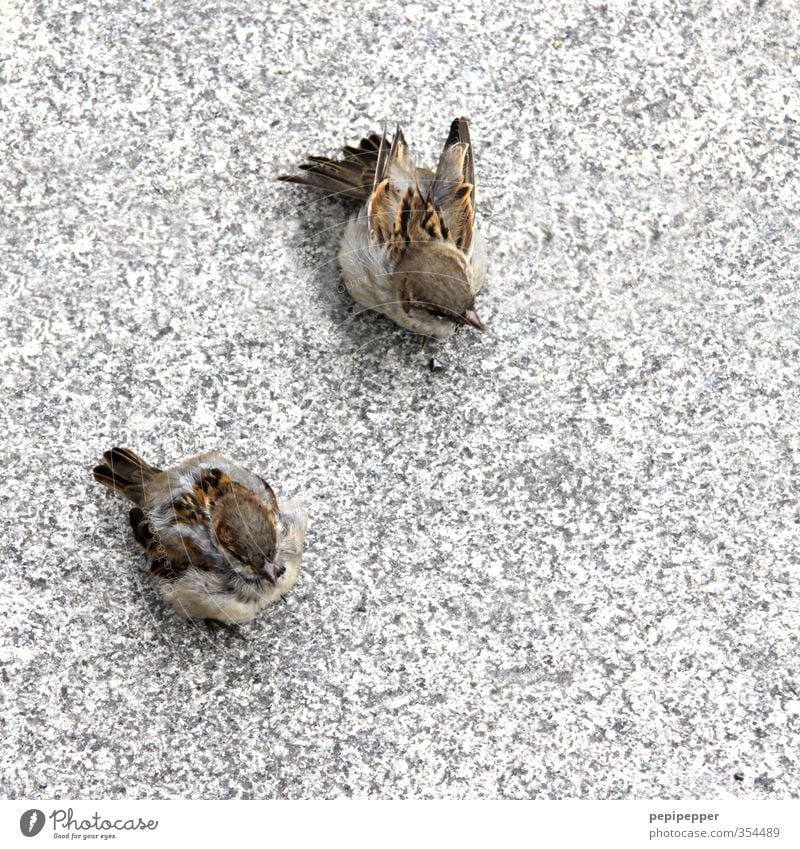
[373,125,420,189]
[370,123,466,266]
[427,117,475,252]
[278,120,475,255]
[134,460,226,577]
[370,119,476,262]
[129,500,217,580]
[371,179,460,266]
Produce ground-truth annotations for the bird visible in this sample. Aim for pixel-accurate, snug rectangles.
[278,117,487,339]
[93,447,308,628]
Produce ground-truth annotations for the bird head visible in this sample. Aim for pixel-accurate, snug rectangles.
[393,241,485,331]
[211,493,284,585]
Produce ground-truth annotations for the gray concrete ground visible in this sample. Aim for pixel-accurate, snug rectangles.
[1,0,799,798]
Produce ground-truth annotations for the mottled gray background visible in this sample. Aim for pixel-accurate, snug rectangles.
[1,0,798,799]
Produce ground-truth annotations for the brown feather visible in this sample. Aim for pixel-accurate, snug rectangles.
[429,117,475,252]
[278,130,392,202]
[128,506,186,579]
[369,178,400,245]
[93,447,162,505]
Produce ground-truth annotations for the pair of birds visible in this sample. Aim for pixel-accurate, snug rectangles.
[95,118,487,628]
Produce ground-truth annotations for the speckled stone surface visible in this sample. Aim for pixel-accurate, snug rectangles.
[1,0,798,799]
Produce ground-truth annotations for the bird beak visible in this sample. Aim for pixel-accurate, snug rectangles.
[462,309,486,331]
[261,561,279,587]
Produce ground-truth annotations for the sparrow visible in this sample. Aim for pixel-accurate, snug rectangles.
[279,117,487,339]
[93,447,308,627]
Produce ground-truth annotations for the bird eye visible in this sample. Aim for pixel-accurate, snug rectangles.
[426,307,453,322]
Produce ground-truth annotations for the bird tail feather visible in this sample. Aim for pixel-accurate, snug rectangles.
[277,131,386,202]
[92,447,161,505]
